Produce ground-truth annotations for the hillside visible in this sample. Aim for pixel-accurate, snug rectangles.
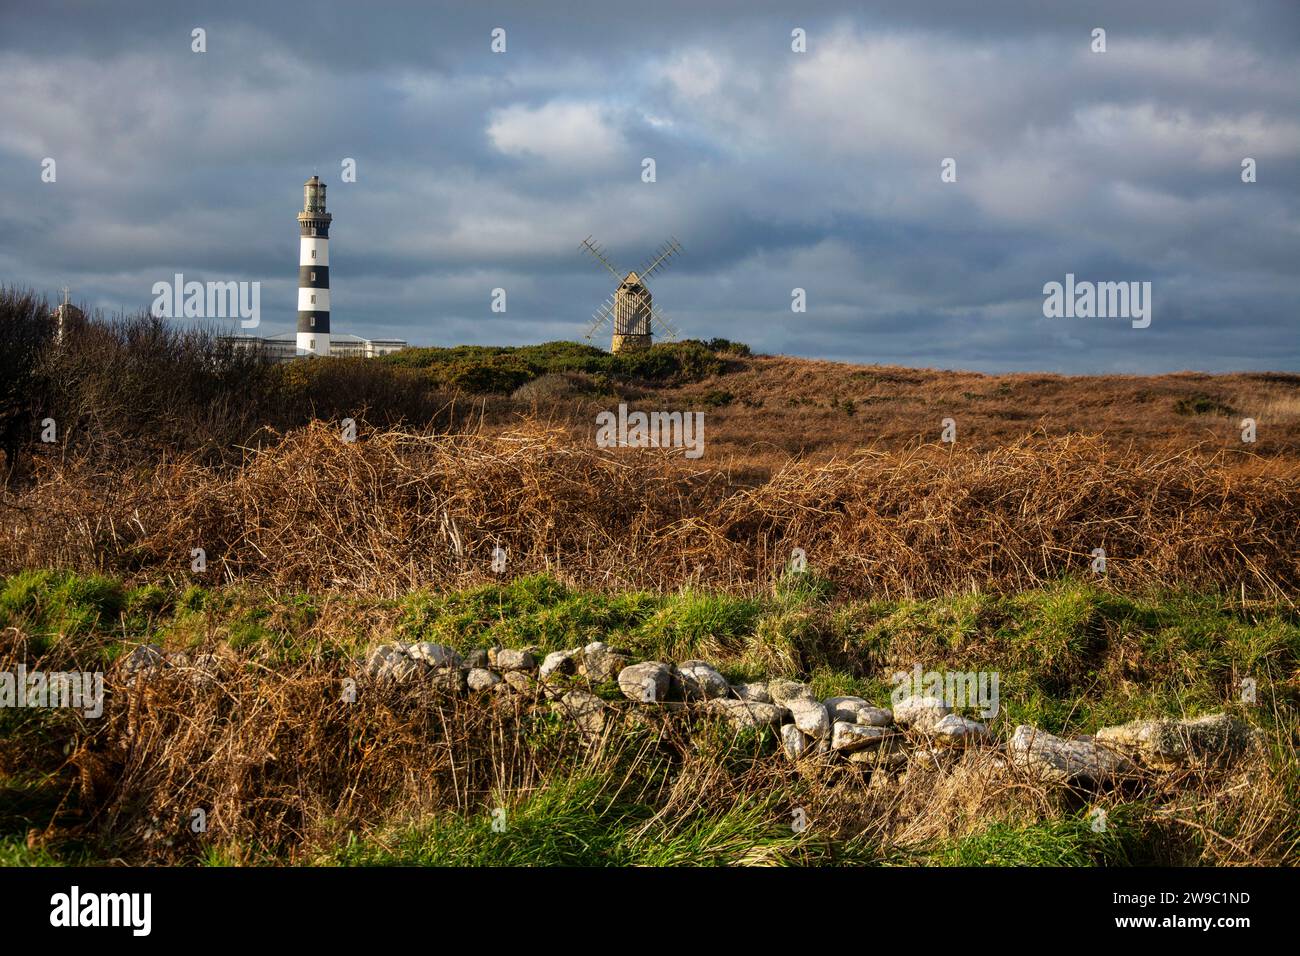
[485,351,1300,479]
[363,340,1300,472]
[666,356,1299,453]
[1,314,1297,871]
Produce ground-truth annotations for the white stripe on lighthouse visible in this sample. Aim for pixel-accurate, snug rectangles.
[298,288,331,312]
[297,331,330,356]
[300,237,329,267]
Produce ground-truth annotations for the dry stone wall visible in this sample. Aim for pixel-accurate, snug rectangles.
[119,639,1262,787]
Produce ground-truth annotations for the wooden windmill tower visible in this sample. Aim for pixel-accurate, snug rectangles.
[579,236,682,353]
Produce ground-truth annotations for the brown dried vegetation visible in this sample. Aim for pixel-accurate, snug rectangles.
[3,422,1297,599]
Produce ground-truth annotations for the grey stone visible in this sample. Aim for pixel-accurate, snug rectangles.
[831,721,891,752]
[539,649,579,682]
[580,642,633,682]
[675,660,730,700]
[892,695,952,731]
[824,695,866,721]
[466,668,502,692]
[846,735,909,770]
[122,643,166,677]
[407,642,463,668]
[551,690,608,735]
[363,644,407,679]
[182,652,224,688]
[780,724,813,760]
[710,698,788,731]
[825,696,893,726]
[501,670,537,695]
[465,647,489,668]
[787,697,832,739]
[1008,725,1133,785]
[732,682,772,704]
[428,666,465,694]
[768,678,816,707]
[618,661,672,702]
[1097,712,1258,775]
[490,648,537,672]
[1094,713,1257,769]
[385,656,424,684]
[931,714,991,745]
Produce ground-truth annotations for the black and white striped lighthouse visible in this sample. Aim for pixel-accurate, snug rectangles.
[296,175,332,356]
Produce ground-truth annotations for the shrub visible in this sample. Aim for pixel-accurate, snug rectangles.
[0,287,55,477]
[706,338,751,357]
[1174,394,1237,417]
[511,372,603,403]
[699,389,735,408]
[384,340,728,393]
[270,357,449,423]
[611,341,723,383]
[444,361,534,395]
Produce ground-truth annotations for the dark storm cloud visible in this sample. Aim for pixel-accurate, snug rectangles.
[1,0,1297,371]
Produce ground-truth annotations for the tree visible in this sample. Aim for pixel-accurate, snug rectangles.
[0,287,54,481]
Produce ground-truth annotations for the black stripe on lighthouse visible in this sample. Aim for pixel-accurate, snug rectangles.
[298,266,330,287]
[297,309,329,332]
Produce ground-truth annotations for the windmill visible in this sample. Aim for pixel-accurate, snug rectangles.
[579,236,682,353]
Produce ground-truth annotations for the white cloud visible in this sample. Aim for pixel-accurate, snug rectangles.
[486,100,625,168]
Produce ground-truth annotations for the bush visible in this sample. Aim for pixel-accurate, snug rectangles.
[30,310,280,466]
[443,361,533,395]
[0,288,56,476]
[271,357,450,424]
[384,340,729,394]
[610,341,724,383]
[706,338,751,357]
[1174,394,1237,417]
[511,371,606,403]
[699,389,735,408]
[1,282,743,470]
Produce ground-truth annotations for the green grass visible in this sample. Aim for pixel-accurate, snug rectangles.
[324,775,878,867]
[397,576,659,652]
[0,570,128,653]
[0,837,72,867]
[932,811,1154,867]
[0,768,99,868]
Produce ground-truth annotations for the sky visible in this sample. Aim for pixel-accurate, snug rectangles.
[1,0,1297,373]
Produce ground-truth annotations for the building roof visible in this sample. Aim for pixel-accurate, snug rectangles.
[223,331,406,345]
[265,331,370,342]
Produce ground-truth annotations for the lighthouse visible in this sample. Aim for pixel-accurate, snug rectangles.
[296,175,332,356]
